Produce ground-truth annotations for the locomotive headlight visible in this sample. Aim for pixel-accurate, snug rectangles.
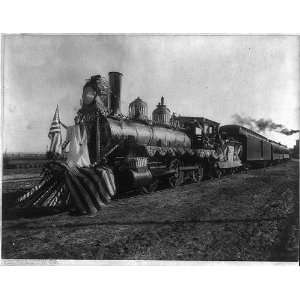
[82,86,96,106]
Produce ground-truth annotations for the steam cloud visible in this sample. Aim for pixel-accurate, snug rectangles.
[232,114,299,136]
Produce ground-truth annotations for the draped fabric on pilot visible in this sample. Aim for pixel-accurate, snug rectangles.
[17,162,116,216]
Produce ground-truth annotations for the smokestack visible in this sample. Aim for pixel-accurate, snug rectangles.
[109,72,123,115]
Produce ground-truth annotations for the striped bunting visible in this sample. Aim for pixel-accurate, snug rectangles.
[16,161,116,216]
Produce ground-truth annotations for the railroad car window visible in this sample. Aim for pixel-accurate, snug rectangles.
[260,141,263,157]
[209,126,213,134]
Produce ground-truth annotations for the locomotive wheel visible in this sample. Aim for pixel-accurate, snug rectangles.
[140,179,159,194]
[214,167,223,179]
[168,159,184,188]
[191,165,204,183]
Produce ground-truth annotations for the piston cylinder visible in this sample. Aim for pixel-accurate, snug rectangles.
[129,169,153,188]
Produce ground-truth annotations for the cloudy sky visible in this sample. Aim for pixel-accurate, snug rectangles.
[2,34,299,152]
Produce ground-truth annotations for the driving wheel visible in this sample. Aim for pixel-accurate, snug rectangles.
[191,164,204,183]
[168,159,184,188]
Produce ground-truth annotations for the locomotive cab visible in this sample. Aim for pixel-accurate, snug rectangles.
[172,116,220,149]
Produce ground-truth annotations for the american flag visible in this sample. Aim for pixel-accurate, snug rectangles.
[48,105,62,154]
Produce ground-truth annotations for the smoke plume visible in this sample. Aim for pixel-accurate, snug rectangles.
[279,128,300,136]
[232,114,299,136]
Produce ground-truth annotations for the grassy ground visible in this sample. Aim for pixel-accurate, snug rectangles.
[1,161,299,261]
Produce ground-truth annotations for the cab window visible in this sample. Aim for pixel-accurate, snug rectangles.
[195,127,202,135]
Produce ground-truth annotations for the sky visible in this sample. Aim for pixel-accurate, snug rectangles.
[2,34,299,152]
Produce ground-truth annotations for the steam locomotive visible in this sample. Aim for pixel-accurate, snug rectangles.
[77,71,289,194]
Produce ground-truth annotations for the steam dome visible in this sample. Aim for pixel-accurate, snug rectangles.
[152,97,171,125]
[129,97,148,120]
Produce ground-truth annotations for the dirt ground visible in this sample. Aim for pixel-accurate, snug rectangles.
[1,160,299,261]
